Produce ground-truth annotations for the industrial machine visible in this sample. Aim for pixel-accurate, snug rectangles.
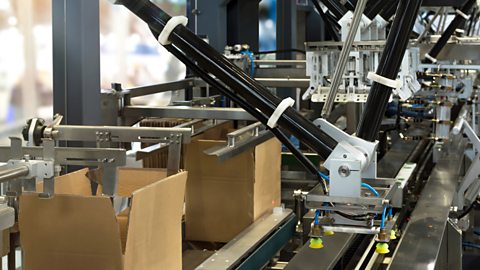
[1,0,480,269]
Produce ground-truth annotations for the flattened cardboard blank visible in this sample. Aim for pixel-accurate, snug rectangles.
[185,136,281,243]
[20,168,188,270]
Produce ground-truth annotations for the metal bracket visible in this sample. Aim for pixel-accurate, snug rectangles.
[452,108,480,208]
[203,122,274,161]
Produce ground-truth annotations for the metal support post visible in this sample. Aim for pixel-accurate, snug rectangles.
[52,0,101,128]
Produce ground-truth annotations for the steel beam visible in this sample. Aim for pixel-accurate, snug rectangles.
[52,0,101,127]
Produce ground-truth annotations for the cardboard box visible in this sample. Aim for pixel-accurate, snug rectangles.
[19,168,187,270]
[184,127,281,243]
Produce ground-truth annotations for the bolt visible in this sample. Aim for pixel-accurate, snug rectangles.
[338,165,350,177]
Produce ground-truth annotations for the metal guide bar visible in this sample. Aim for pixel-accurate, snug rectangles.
[0,146,126,168]
[123,106,256,121]
[52,125,192,143]
[196,209,294,270]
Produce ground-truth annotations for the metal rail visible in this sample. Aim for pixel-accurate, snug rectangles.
[322,0,368,118]
[0,166,29,183]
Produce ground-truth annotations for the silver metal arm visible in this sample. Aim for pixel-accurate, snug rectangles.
[0,166,29,184]
[321,0,368,117]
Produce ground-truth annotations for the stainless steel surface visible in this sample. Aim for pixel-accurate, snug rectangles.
[0,146,126,168]
[322,0,368,117]
[196,209,293,270]
[127,78,199,98]
[204,130,274,161]
[419,42,480,61]
[167,134,182,176]
[227,122,263,147]
[123,106,256,121]
[388,138,466,270]
[419,64,480,70]
[255,78,310,88]
[285,233,356,270]
[306,181,396,214]
[305,40,386,49]
[53,125,192,143]
[254,60,306,66]
[391,162,417,208]
[0,166,29,184]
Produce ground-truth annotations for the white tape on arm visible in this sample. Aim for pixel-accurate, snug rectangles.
[456,9,471,20]
[424,53,437,64]
[158,16,188,45]
[367,72,402,89]
[267,97,295,128]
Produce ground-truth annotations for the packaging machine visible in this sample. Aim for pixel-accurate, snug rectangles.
[1,0,480,269]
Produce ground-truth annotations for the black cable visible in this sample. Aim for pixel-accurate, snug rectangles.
[116,0,338,160]
[320,0,348,19]
[379,0,397,20]
[357,0,423,142]
[365,0,390,20]
[311,0,341,41]
[344,0,356,11]
[466,6,477,35]
[424,0,477,63]
[163,42,330,193]
[458,200,478,219]
[335,211,372,221]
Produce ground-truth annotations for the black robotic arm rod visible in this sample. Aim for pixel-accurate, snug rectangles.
[424,0,477,63]
[357,0,423,141]
[113,0,337,160]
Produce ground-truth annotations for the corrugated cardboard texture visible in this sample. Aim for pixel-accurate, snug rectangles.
[184,134,281,243]
[253,138,282,220]
[140,118,189,168]
[1,229,9,257]
[37,168,92,195]
[20,168,187,270]
[124,170,187,270]
[20,194,123,270]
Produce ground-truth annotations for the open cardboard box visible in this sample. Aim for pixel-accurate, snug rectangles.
[184,123,281,243]
[19,168,187,270]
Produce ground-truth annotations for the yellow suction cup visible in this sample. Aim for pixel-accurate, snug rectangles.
[323,230,335,236]
[309,238,324,249]
[390,230,397,240]
[375,242,390,254]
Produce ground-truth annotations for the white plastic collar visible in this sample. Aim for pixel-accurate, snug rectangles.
[158,16,188,45]
[456,9,471,20]
[367,72,402,89]
[424,53,438,64]
[267,97,295,128]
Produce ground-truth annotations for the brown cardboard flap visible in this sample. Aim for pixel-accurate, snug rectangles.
[19,194,123,270]
[116,168,168,197]
[253,138,281,219]
[185,138,256,242]
[123,171,187,270]
[37,168,92,195]
[185,140,255,180]
[185,133,281,243]
[192,121,233,141]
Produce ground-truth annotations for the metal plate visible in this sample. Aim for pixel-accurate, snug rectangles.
[285,233,356,270]
[196,209,293,270]
[123,106,256,121]
[388,138,466,269]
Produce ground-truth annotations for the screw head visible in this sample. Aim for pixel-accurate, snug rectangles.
[338,165,350,177]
